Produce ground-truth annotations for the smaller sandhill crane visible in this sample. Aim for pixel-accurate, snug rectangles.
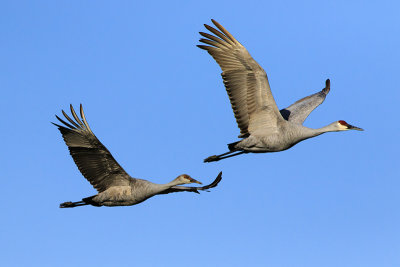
[53,105,222,208]
[198,20,363,162]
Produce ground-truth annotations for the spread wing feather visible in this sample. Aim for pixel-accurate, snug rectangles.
[280,79,331,125]
[53,104,131,193]
[198,20,283,138]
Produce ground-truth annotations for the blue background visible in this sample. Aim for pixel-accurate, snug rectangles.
[1,1,399,266]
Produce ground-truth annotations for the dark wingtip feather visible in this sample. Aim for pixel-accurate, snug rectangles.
[202,171,222,190]
[323,79,331,94]
[61,110,80,128]
[204,24,214,32]
[197,44,211,50]
[215,171,222,184]
[209,19,236,42]
[55,114,76,129]
[70,104,84,127]
[79,104,93,133]
[51,122,63,128]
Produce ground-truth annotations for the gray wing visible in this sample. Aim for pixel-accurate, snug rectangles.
[280,79,331,125]
[53,104,131,193]
[158,172,222,195]
[198,20,283,138]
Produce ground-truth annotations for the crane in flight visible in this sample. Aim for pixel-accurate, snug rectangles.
[53,104,222,208]
[198,20,363,163]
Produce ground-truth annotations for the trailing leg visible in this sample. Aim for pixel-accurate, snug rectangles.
[204,151,246,162]
[59,200,88,208]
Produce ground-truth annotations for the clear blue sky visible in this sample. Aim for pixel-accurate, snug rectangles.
[1,1,399,266]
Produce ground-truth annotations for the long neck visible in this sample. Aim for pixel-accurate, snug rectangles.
[138,178,184,196]
[164,179,184,187]
[152,178,185,192]
[297,123,340,141]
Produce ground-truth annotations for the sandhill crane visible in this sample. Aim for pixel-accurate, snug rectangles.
[53,105,222,208]
[198,20,363,162]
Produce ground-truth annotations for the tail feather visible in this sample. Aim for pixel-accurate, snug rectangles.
[227,141,240,151]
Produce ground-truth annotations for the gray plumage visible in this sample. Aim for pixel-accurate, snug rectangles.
[53,104,222,208]
[198,20,363,162]
[279,79,331,125]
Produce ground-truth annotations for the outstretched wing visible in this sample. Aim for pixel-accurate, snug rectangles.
[53,104,131,193]
[198,20,283,138]
[280,79,331,125]
[159,172,222,195]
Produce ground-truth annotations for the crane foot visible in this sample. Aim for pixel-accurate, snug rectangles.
[60,201,74,208]
[204,155,219,163]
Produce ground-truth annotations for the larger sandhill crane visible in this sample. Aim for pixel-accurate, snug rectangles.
[53,105,222,208]
[198,20,363,162]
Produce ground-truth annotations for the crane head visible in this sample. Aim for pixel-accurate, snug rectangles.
[177,174,202,185]
[338,120,364,131]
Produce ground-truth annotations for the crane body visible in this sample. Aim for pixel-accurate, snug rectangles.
[198,20,363,162]
[54,105,222,208]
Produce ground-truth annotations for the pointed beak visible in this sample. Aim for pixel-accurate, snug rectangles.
[347,124,364,131]
[192,179,202,184]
